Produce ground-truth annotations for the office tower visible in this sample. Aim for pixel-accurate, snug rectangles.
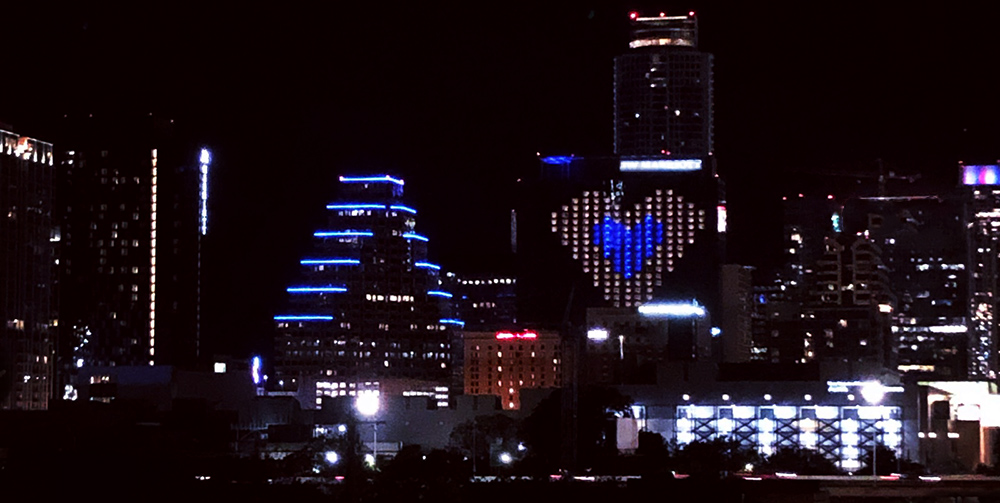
[804,232,897,377]
[451,273,517,331]
[963,164,1000,379]
[273,175,457,409]
[783,193,844,298]
[842,194,968,379]
[614,11,713,159]
[463,329,562,410]
[518,11,723,326]
[57,115,208,377]
[719,264,753,363]
[0,126,56,410]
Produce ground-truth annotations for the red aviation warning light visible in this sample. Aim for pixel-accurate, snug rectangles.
[629,11,639,20]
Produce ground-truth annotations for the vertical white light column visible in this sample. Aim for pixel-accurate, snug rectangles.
[197,148,210,358]
[199,148,209,235]
[149,148,158,365]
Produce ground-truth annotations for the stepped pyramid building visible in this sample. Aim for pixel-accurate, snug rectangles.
[273,175,458,409]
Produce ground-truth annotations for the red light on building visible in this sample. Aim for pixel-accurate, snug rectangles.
[629,11,638,20]
[495,330,537,340]
[688,11,695,16]
[659,12,665,17]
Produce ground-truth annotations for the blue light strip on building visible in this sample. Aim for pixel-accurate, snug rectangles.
[326,204,386,210]
[339,175,405,186]
[389,205,417,214]
[541,155,574,165]
[274,315,334,321]
[415,262,441,270]
[427,291,453,298]
[314,231,375,237]
[300,259,361,265]
[402,233,428,242]
[287,286,348,293]
[439,319,465,326]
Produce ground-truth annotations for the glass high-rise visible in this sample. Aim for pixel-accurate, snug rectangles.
[273,175,457,409]
[56,115,208,378]
[614,12,713,159]
[0,126,55,410]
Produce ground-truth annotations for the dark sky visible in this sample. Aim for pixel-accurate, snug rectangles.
[4,1,1000,358]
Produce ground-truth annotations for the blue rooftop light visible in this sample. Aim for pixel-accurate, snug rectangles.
[403,233,428,242]
[541,155,574,165]
[389,205,417,214]
[415,262,441,270]
[339,175,405,186]
[427,290,453,298]
[287,286,348,293]
[326,204,386,210]
[274,315,334,321]
[300,258,361,265]
[314,230,374,237]
[439,319,465,326]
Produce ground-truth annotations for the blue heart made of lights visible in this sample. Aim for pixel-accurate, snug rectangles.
[592,215,663,279]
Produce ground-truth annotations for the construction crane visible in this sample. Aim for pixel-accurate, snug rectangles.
[788,159,921,197]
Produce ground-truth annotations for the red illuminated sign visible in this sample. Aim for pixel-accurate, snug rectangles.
[495,331,538,340]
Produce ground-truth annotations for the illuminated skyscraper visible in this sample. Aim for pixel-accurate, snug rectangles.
[963,164,1000,379]
[57,115,208,380]
[0,126,55,410]
[519,11,723,323]
[273,175,457,409]
[614,11,713,159]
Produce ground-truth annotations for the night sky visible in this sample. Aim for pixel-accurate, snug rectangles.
[4,1,1000,358]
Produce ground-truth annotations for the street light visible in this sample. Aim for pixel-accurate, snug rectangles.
[355,393,380,417]
[325,451,340,464]
[861,381,885,481]
[499,452,513,465]
[355,393,381,466]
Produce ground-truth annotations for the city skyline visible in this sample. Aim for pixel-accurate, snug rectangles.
[4,2,1000,358]
[6,2,1000,487]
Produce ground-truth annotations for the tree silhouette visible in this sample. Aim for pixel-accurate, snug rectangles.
[449,414,519,474]
[519,386,631,474]
[761,446,841,475]
[672,438,760,480]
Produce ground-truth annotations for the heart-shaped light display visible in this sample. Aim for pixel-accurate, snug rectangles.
[593,215,663,279]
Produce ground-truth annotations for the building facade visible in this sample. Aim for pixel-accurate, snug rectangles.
[843,194,969,380]
[584,302,712,385]
[0,126,56,410]
[463,329,563,410]
[451,274,517,331]
[56,115,207,381]
[273,175,457,409]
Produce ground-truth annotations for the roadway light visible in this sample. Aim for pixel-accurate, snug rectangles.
[861,381,886,405]
[325,451,339,464]
[355,393,380,417]
[499,452,513,465]
[860,381,885,481]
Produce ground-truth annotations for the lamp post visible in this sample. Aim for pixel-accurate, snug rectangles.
[355,393,381,465]
[861,381,886,482]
